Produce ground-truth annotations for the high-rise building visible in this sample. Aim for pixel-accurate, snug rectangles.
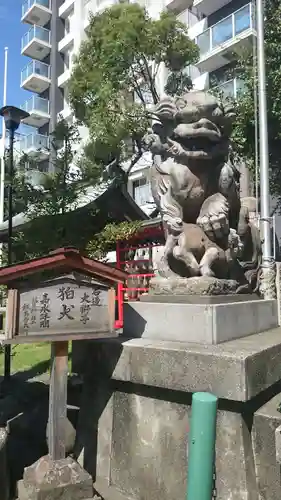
[19,0,256,212]
[20,0,52,171]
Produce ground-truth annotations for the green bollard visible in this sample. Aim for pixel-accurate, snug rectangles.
[187,392,218,500]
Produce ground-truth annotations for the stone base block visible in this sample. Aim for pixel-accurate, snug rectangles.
[81,330,281,401]
[276,424,281,463]
[74,333,281,500]
[17,481,96,500]
[275,262,281,325]
[140,293,260,304]
[253,393,281,499]
[123,299,278,344]
[19,455,93,500]
[0,428,9,500]
[148,276,239,296]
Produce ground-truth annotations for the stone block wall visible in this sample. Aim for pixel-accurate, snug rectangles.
[73,334,281,500]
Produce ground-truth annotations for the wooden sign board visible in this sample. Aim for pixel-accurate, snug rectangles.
[5,272,116,343]
[0,247,128,463]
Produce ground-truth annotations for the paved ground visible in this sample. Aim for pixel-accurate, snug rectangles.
[0,374,81,500]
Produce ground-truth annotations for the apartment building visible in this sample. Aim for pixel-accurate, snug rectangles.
[20,0,52,172]
[19,0,256,212]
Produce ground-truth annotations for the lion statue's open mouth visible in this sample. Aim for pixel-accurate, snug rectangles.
[167,135,224,159]
[150,92,234,161]
[169,122,224,159]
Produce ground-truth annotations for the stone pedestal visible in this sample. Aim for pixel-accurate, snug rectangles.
[123,298,278,344]
[17,455,93,500]
[276,262,281,325]
[0,428,9,500]
[253,394,281,499]
[73,329,281,500]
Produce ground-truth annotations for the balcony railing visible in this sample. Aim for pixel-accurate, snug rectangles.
[197,3,254,58]
[22,96,50,115]
[21,134,49,152]
[213,78,245,98]
[21,25,51,51]
[22,0,50,17]
[21,60,50,84]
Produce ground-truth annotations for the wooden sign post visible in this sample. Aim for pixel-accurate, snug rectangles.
[48,341,69,460]
[0,248,128,462]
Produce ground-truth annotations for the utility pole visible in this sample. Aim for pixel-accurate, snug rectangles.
[0,47,8,267]
[256,0,276,298]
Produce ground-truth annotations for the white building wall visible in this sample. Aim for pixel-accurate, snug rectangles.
[55,0,259,222]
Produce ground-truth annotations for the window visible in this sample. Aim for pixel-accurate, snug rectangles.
[178,8,204,27]
[62,51,70,70]
[209,62,236,88]
[64,17,70,35]
[190,6,205,21]
[209,62,245,98]
[132,177,153,206]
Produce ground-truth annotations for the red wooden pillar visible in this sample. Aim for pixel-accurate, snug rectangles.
[115,240,124,329]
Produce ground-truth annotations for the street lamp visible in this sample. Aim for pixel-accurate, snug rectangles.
[0,105,30,381]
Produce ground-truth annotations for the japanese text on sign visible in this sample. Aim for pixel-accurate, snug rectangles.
[19,281,105,336]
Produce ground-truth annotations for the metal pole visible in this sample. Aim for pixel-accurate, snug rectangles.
[0,47,8,265]
[253,21,259,215]
[7,129,14,266]
[187,392,218,500]
[4,128,14,381]
[256,0,276,298]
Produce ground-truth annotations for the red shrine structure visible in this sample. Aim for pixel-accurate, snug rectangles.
[0,176,165,331]
[115,218,164,329]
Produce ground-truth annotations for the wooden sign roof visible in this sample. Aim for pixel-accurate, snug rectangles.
[0,247,128,286]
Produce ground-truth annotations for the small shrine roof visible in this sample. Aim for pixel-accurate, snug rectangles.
[0,247,128,286]
[0,180,149,241]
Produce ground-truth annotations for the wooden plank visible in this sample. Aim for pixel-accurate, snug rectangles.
[48,341,69,461]
[4,330,117,344]
[108,287,116,333]
[5,289,19,340]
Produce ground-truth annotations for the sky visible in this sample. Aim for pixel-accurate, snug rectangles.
[0,0,31,137]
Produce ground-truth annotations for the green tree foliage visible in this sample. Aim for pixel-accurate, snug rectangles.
[69,3,199,176]
[86,220,143,260]
[9,121,141,263]
[6,5,199,264]
[10,120,97,262]
[231,0,281,202]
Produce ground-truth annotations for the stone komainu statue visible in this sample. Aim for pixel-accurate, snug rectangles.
[144,91,261,293]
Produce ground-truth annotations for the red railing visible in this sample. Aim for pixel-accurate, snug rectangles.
[115,225,164,329]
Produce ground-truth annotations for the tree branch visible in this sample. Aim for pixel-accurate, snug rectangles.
[141,55,159,104]
[131,73,146,105]
[134,53,158,104]
[152,61,161,84]
[135,57,149,87]
[124,141,143,180]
